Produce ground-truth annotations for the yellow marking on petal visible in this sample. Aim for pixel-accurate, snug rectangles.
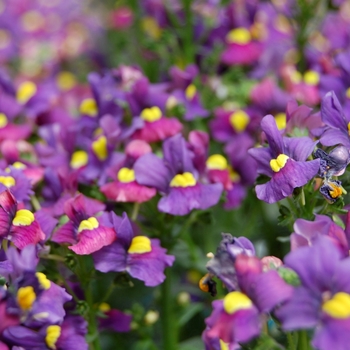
[206,154,228,170]
[329,182,343,199]
[166,96,178,109]
[185,84,197,100]
[70,150,88,169]
[79,98,98,117]
[142,17,161,40]
[45,325,61,350]
[0,176,15,188]
[270,154,289,172]
[275,113,286,130]
[17,81,37,104]
[226,27,251,44]
[140,106,162,122]
[0,113,7,128]
[229,110,250,133]
[220,340,229,350]
[346,88,350,100]
[322,292,350,319]
[21,10,45,32]
[128,236,152,254]
[303,70,320,86]
[17,286,36,311]
[290,70,302,84]
[170,172,196,187]
[223,291,253,314]
[92,136,108,161]
[78,217,99,233]
[0,29,10,49]
[36,272,51,290]
[12,162,26,169]
[56,71,76,91]
[99,302,111,312]
[12,209,35,226]
[117,167,135,183]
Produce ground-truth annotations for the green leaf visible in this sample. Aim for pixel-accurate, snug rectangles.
[178,303,203,327]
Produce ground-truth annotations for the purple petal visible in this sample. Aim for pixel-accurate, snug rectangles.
[260,115,284,157]
[284,137,318,161]
[321,91,347,129]
[134,153,170,192]
[93,241,127,273]
[320,128,350,148]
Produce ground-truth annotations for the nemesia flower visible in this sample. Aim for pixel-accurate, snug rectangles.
[131,106,183,142]
[319,91,350,149]
[51,194,115,255]
[248,115,320,203]
[3,315,88,350]
[0,190,44,249]
[98,302,132,333]
[134,134,223,215]
[221,27,263,66]
[93,212,174,287]
[291,214,350,256]
[100,140,156,203]
[276,236,350,350]
[204,254,293,346]
[319,179,344,204]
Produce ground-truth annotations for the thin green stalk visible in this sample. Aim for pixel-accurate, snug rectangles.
[131,202,140,221]
[297,330,309,350]
[161,269,177,350]
[287,332,297,350]
[182,0,194,65]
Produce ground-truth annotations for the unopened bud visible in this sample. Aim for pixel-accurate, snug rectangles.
[278,267,300,286]
[144,310,159,325]
[177,292,190,305]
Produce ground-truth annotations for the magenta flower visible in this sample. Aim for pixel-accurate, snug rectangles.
[51,194,116,255]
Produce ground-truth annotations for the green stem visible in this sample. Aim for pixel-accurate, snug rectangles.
[86,286,102,350]
[131,202,140,221]
[161,269,177,350]
[182,0,194,65]
[297,330,309,350]
[287,332,296,350]
[30,195,41,211]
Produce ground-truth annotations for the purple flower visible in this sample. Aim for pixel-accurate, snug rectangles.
[291,214,349,257]
[276,237,350,350]
[204,254,293,346]
[248,115,320,203]
[93,212,174,287]
[98,303,132,333]
[320,91,350,149]
[134,134,223,216]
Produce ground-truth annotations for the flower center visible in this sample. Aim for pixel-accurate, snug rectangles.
[92,136,108,161]
[36,272,51,290]
[0,176,15,188]
[329,182,343,199]
[78,217,99,233]
[128,236,152,254]
[140,106,162,122]
[223,291,253,314]
[322,292,350,319]
[185,84,196,100]
[303,70,320,86]
[17,286,36,310]
[70,150,88,169]
[17,81,37,104]
[45,325,61,350]
[229,110,250,133]
[226,28,251,44]
[56,71,76,91]
[79,98,98,117]
[117,167,135,183]
[0,113,8,128]
[206,154,228,170]
[12,210,35,226]
[275,113,286,130]
[270,154,289,172]
[170,172,196,187]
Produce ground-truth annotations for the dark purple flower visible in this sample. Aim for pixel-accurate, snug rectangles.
[276,236,350,350]
[98,303,132,333]
[248,115,320,203]
[93,212,174,287]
